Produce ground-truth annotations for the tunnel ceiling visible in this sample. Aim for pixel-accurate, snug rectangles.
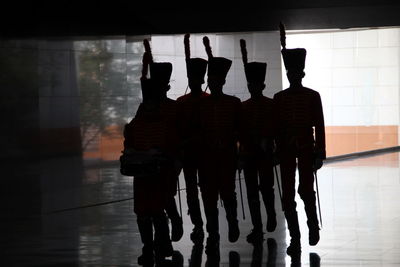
[1,1,400,38]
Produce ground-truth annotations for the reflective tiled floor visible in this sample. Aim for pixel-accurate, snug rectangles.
[1,152,400,266]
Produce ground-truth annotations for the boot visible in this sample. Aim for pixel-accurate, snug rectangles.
[203,203,220,260]
[266,210,277,232]
[304,199,320,246]
[170,216,183,242]
[188,200,204,243]
[138,245,154,266]
[263,190,277,232]
[307,220,320,246]
[246,228,264,244]
[190,225,205,244]
[205,233,220,261]
[228,219,240,243]
[166,198,184,242]
[137,216,154,265]
[247,198,264,243]
[286,238,301,257]
[224,199,240,243]
[153,213,173,262]
[284,210,301,256]
[248,198,263,233]
[250,241,263,266]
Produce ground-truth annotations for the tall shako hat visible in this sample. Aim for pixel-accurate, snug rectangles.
[279,22,306,71]
[240,39,267,83]
[185,34,208,83]
[143,39,172,84]
[203,36,232,79]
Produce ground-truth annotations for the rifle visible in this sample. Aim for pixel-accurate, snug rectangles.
[238,169,246,220]
[177,175,183,218]
[273,164,284,211]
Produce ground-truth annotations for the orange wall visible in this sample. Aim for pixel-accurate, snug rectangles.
[83,125,399,160]
[83,125,124,161]
[326,126,398,157]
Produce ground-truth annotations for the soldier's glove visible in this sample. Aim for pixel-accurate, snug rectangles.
[272,152,280,166]
[272,141,280,166]
[236,151,248,171]
[174,158,183,176]
[237,158,246,172]
[313,153,324,171]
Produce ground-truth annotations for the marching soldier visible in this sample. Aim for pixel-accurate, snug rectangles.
[153,46,185,244]
[176,33,209,243]
[238,39,277,244]
[274,23,326,256]
[198,36,241,259]
[122,39,177,265]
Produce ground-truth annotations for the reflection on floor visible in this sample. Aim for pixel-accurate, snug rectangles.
[1,152,400,266]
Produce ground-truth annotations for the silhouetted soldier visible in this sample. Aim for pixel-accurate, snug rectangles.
[122,40,176,265]
[151,47,184,244]
[274,23,326,256]
[133,40,184,244]
[199,36,241,258]
[176,33,209,243]
[238,39,277,244]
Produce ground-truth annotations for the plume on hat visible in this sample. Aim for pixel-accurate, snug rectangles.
[203,36,213,59]
[142,39,154,78]
[184,33,191,60]
[279,22,286,50]
[240,39,248,65]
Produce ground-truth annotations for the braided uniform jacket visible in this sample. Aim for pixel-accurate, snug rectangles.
[240,96,276,155]
[177,91,210,153]
[124,109,177,215]
[160,97,178,125]
[159,97,181,180]
[131,117,167,150]
[124,98,178,154]
[124,98,179,177]
[199,94,241,152]
[273,86,326,159]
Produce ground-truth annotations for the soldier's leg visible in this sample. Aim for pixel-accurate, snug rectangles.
[182,164,204,243]
[134,179,155,265]
[136,215,154,265]
[220,159,240,243]
[243,162,264,243]
[199,166,220,256]
[165,196,183,242]
[280,151,301,255]
[153,210,173,263]
[298,148,320,246]
[164,171,183,242]
[259,158,277,232]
